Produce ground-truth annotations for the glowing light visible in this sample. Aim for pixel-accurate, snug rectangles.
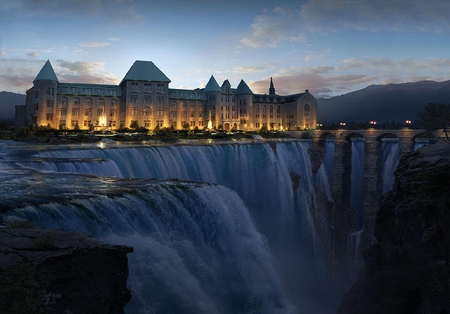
[369,120,376,125]
[406,120,411,124]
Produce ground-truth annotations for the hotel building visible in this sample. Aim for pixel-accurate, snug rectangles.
[17,60,318,131]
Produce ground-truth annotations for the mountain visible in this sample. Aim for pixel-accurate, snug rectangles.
[318,80,450,124]
[0,91,26,120]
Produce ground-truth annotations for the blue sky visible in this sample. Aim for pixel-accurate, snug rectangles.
[1,0,449,98]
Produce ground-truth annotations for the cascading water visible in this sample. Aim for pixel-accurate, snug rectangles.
[381,138,400,194]
[315,140,335,199]
[350,139,365,229]
[2,140,339,314]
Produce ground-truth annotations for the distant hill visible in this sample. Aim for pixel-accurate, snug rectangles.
[318,80,450,124]
[0,92,26,120]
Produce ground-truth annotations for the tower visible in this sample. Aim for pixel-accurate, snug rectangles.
[32,60,59,127]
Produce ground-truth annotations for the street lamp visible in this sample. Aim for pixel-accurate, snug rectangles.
[369,120,376,125]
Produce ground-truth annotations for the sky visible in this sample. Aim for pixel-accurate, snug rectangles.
[1,0,450,98]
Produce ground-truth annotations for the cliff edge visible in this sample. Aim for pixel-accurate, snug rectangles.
[338,143,450,314]
[0,227,133,314]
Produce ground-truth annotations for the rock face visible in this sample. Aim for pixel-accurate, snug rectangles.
[338,143,450,314]
[0,228,133,314]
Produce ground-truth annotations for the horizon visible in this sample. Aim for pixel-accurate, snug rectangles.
[1,0,450,98]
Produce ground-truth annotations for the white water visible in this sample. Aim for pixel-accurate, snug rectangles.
[350,139,365,229]
[3,140,338,313]
[315,140,335,199]
[381,139,400,194]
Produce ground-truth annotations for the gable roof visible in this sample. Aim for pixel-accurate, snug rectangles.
[236,80,253,95]
[34,60,59,83]
[121,60,171,84]
[204,75,222,92]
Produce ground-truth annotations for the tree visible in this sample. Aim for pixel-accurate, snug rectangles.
[130,121,139,129]
[419,103,450,141]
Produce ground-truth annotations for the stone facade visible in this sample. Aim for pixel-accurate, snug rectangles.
[16,60,318,131]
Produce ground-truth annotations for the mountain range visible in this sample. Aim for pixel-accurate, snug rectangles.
[1,79,449,123]
[0,92,26,120]
[318,80,450,124]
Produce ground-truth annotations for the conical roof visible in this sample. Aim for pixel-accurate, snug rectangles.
[121,60,171,84]
[204,75,222,92]
[33,60,58,83]
[236,80,253,95]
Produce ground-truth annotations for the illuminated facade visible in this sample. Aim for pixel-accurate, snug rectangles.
[18,60,317,131]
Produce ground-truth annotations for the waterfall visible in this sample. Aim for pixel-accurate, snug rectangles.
[350,139,365,229]
[381,138,400,194]
[2,140,339,313]
[1,179,291,314]
[315,140,335,199]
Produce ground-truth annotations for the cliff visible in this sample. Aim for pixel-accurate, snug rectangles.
[0,227,133,314]
[338,143,450,314]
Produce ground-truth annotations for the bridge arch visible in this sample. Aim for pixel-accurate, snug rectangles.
[344,132,365,142]
[319,132,336,140]
[376,133,399,142]
[411,132,437,143]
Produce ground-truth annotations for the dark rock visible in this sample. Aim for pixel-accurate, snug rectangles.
[0,228,133,314]
[338,143,450,314]
[308,146,326,174]
[289,172,301,191]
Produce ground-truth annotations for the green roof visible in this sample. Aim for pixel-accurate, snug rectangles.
[204,75,221,92]
[34,60,59,83]
[236,80,253,95]
[121,60,171,84]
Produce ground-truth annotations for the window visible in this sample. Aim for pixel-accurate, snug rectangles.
[181,111,187,118]
[263,105,267,118]
[198,121,204,127]
[46,113,53,121]
[144,94,152,104]
[171,111,177,118]
[97,88,104,95]
[34,103,39,112]
[143,107,151,116]
[157,84,165,92]
[59,120,66,128]
[131,107,138,116]
[157,95,164,104]
[171,121,177,128]
[97,108,104,116]
[83,120,92,127]
[304,104,310,112]
[46,87,54,96]
[84,109,92,117]
[34,90,40,99]
[46,99,54,108]
[98,98,105,106]
[84,88,92,94]
[72,108,80,116]
[60,97,67,106]
[277,106,281,118]
[85,98,92,106]
[143,83,152,91]
[190,121,195,127]
[59,87,68,93]
[110,109,117,117]
[144,120,151,127]
[131,83,139,90]
[72,98,80,106]
[110,99,117,106]
[131,94,138,103]
[71,87,80,94]
[256,122,260,128]
[59,108,67,116]
[71,120,78,128]
[270,106,273,118]
[157,120,164,127]
[156,107,164,116]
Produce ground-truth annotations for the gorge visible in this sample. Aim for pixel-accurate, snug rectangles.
[0,134,442,313]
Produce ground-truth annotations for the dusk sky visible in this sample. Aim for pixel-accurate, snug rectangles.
[1,0,449,98]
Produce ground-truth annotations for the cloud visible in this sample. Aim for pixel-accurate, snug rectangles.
[233,66,265,73]
[108,37,121,42]
[27,52,39,58]
[300,0,450,33]
[78,42,110,48]
[0,51,5,57]
[0,0,143,26]
[240,6,306,48]
[55,60,120,84]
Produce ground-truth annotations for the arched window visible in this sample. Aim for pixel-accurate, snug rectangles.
[143,107,151,116]
[85,98,92,107]
[269,106,273,113]
[98,98,105,106]
[304,104,310,112]
[256,105,259,113]
[72,97,80,107]
[60,97,68,107]
[277,106,281,114]
[110,99,117,106]
[262,105,266,113]
[171,101,177,108]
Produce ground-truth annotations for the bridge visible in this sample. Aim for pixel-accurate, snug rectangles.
[287,128,445,257]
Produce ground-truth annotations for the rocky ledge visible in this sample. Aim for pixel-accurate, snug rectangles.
[339,143,450,314]
[0,228,133,314]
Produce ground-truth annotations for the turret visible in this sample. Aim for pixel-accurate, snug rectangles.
[32,60,59,127]
[269,77,276,95]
